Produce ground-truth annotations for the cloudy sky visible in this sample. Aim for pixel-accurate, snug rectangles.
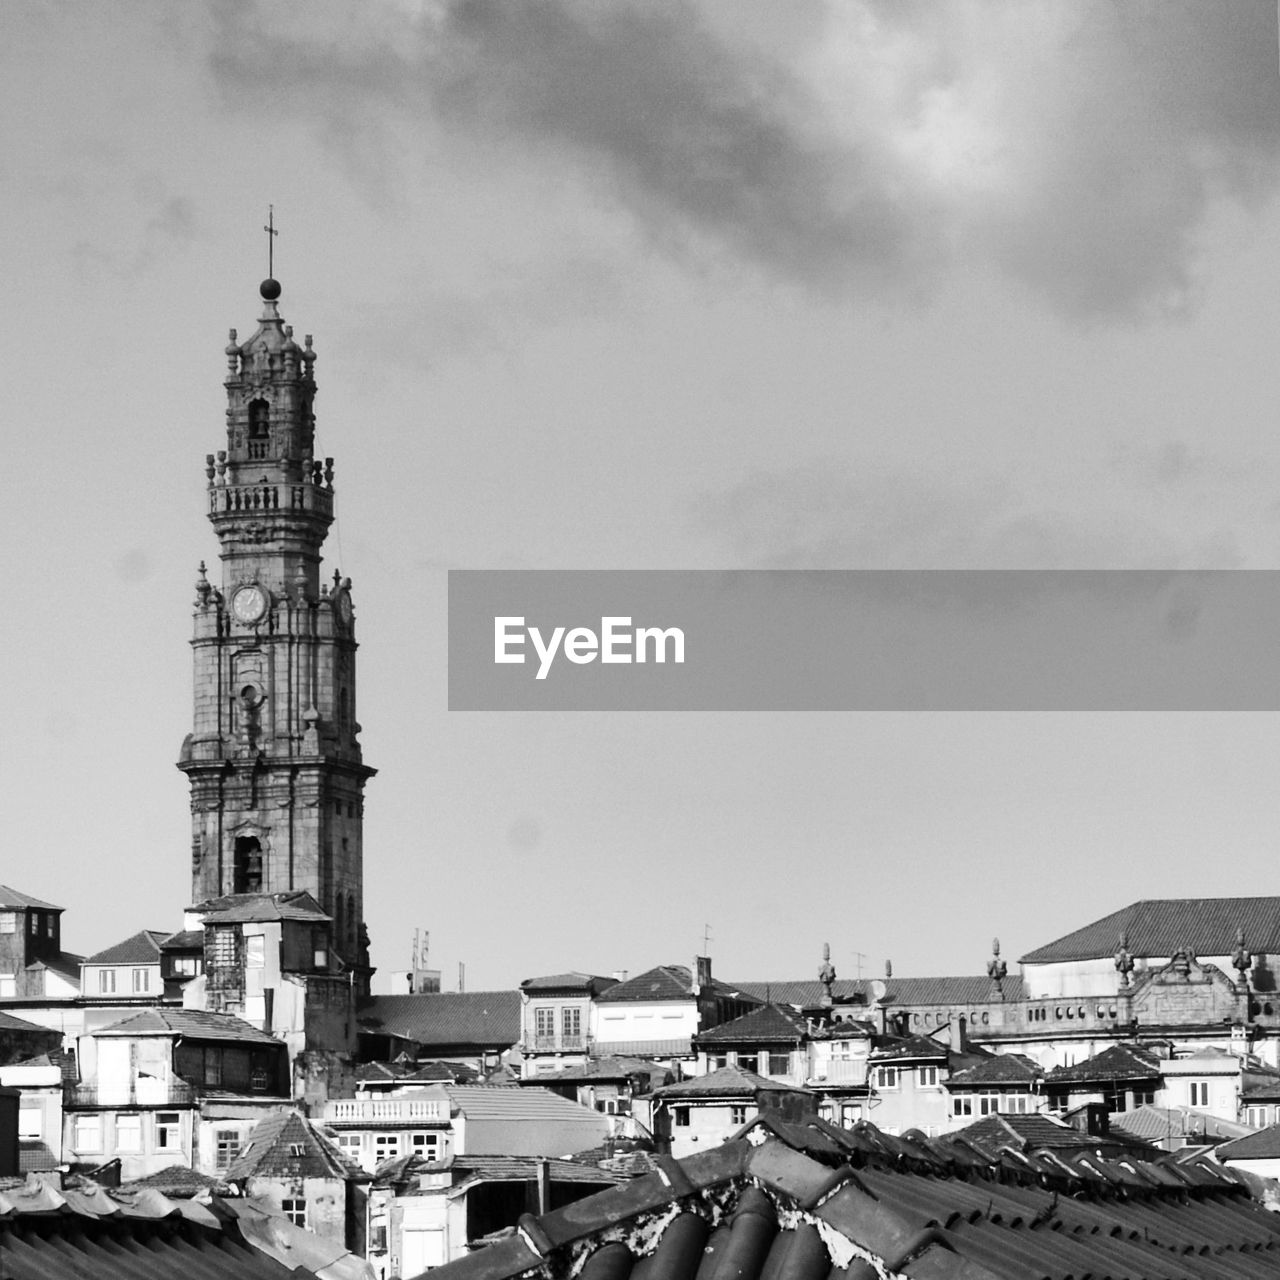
[7,0,1280,992]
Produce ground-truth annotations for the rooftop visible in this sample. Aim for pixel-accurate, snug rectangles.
[360,990,521,1048]
[83,929,169,966]
[653,1066,814,1100]
[739,974,1028,1007]
[1021,897,1280,964]
[595,966,758,1006]
[695,1003,808,1046]
[946,1053,1042,1087]
[520,973,618,995]
[228,1109,364,1182]
[1046,1043,1162,1084]
[1112,1105,1257,1146]
[0,886,61,911]
[420,1112,1276,1280]
[196,890,331,923]
[93,1006,284,1045]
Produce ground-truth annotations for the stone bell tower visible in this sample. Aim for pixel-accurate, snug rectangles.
[177,276,375,985]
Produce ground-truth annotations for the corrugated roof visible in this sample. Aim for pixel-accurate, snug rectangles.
[417,1113,1274,1280]
[1021,897,1280,964]
[228,1109,364,1182]
[695,1003,807,1046]
[83,929,168,966]
[587,1038,692,1058]
[0,886,61,911]
[93,1007,284,1045]
[360,991,521,1048]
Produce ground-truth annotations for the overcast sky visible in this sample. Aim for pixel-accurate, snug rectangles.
[7,0,1280,992]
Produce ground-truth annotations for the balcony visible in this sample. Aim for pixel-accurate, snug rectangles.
[526,1034,587,1054]
[65,1080,197,1109]
[326,1098,446,1123]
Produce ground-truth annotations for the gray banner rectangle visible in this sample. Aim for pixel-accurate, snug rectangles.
[447,570,1280,711]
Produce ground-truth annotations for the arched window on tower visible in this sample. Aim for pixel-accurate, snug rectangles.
[233,836,263,894]
[247,398,270,460]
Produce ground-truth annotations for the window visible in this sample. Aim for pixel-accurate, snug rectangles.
[976,1091,1001,1116]
[411,1133,441,1159]
[209,927,236,967]
[215,1129,242,1170]
[709,1054,728,1070]
[0,913,14,933]
[18,1106,42,1139]
[674,1107,690,1127]
[173,956,202,977]
[289,1142,306,1157]
[1133,1089,1155,1107]
[131,968,150,993]
[736,1054,759,1074]
[1189,1081,1210,1108]
[730,1105,748,1125]
[952,1095,974,1117]
[1247,1107,1272,1129]
[534,1007,555,1038]
[873,1066,899,1090]
[98,969,116,994]
[281,1198,307,1228]
[336,1133,361,1159]
[919,1066,940,1088]
[45,917,54,938]
[1004,1094,1031,1114]
[767,1053,790,1076]
[155,1113,181,1150]
[562,1006,582,1039]
[1102,1087,1126,1114]
[374,1134,401,1161]
[29,915,38,936]
[204,1050,222,1087]
[74,1115,101,1152]
[840,1103,863,1126]
[116,1114,142,1152]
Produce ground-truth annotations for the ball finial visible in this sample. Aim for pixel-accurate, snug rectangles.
[260,277,281,301]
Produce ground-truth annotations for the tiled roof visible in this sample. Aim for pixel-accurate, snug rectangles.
[445,1084,611,1124]
[695,1003,808,1046]
[1217,1122,1280,1161]
[525,1057,669,1085]
[954,1112,1113,1154]
[227,1109,365,1182]
[595,966,759,1005]
[0,1009,54,1035]
[161,928,205,950]
[93,1006,284,1045]
[653,1066,813,1100]
[520,973,618,995]
[24,951,83,981]
[418,1113,1276,1280]
[1113,1105,1257,1146]
[868,1033,948,1063]
[197,890,331,922]
[739,975,1028,1006]
[0,1178,340,1278]
[946,1054,1042,1087]
[0,886,61,911]
[360,991,521,1048]
[120,1163,228,1196]
[358,1059,480,1084]
[1021,897,1280,964]
[1046,1043,1162,1084]
[83,929,168,966]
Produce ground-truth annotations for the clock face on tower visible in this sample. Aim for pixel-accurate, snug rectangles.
[231,583,269,625]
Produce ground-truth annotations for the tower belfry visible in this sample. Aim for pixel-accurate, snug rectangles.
[178,275,375,983]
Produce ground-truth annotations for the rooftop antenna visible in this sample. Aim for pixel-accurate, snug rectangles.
[702,923,713,954]
[264,205,279,278]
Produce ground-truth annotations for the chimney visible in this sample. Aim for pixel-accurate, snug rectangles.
[458,962,466,993]
[535,1158,551,1215]
[954,1014,968,1054]
[612,970,628,983]
[694,956,712,992]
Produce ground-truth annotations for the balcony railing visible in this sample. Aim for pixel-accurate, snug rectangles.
[65,1080,197,1109]
[526,1034,587,1053]
[326,1098,446,1122]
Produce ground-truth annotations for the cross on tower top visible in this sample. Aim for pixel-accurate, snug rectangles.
[264,205,279,278]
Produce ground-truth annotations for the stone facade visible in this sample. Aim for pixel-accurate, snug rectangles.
[177,280,375,985]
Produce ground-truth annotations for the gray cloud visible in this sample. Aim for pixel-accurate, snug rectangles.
[207,0,1280,318]
[693,462,1243,570]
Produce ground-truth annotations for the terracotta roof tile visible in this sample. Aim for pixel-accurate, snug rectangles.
[695,1003,808,1045]
[360,990,521,1048]
[1045,1042,1161,1083]
[0,886,61,911]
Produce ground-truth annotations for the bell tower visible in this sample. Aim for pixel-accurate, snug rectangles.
[178,276,375,982]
